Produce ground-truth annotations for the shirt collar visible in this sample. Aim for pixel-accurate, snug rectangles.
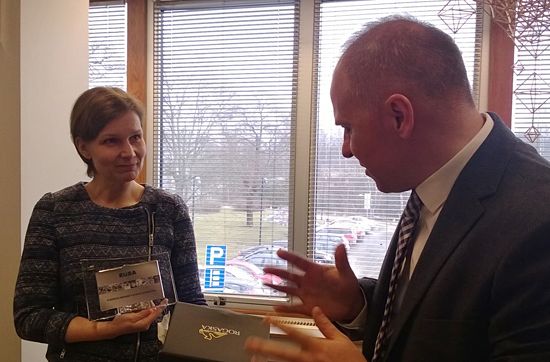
[415,113,494,214]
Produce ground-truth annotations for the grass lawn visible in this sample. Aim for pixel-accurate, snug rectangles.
[192,207,288,262]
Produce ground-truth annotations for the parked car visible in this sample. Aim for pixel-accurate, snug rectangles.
[237,245,272,258]
[348,215,387,233]
[237,245,288,269]
[315,225,358,244]
[198,265,264,295]
[237,244,333,268]
[226,258,284,286]
[312,248,335,264]
[314,232,350,252]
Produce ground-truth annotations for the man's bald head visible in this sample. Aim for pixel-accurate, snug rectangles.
[336,16,475,108]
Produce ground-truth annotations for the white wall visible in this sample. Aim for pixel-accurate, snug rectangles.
[20,0,88,360]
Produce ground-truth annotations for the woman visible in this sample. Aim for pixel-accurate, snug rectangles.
[14,87,206,361]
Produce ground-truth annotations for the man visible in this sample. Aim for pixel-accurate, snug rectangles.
[245,15,550,361]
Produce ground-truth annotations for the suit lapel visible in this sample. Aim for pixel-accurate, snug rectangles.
[387,183,484,352]
[385,115,516,356]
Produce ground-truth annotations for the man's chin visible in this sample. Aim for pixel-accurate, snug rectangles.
[364,169,378,182]
[369,175,394,194]
[374,180,411,194]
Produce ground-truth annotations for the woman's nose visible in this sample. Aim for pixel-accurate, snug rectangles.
[121,141,136,157]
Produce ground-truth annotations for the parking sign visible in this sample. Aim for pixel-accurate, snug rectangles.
[204,245,227,292]
[205,245,227,267]
[204,268,225,292]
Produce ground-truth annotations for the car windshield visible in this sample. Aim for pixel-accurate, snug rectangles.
[233,261,263,275]
[226,265,257,283]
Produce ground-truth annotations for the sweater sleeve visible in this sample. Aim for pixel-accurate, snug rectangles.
[170,194,206,305]
[13,193,77,348]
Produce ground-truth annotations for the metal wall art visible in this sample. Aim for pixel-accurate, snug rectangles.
[439,0,550,143]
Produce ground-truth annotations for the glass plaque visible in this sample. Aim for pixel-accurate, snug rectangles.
[81,252,177,321]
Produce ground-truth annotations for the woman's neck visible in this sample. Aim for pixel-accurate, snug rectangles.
[85,179,144,208]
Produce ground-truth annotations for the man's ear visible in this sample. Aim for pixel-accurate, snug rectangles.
[384,94,414,139]
[75,138,91,160]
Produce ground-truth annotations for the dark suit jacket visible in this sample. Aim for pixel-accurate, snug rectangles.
[360,114,550,361]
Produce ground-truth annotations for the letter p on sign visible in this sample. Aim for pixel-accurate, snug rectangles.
[205,245,227,267]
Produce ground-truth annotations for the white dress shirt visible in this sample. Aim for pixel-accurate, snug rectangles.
[342,113,494,329]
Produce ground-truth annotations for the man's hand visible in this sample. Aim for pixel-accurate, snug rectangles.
[264,244,364,322]
[245,306,368,362]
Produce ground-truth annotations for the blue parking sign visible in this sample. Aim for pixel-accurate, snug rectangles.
[205,245,227,266]
[204,245,227,292]
[204,268,225,292]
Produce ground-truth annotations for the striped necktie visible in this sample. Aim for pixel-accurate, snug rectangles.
[372,191,422,362]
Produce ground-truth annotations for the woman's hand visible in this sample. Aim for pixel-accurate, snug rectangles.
[65,300,167,343]
[99,303,167,339]
[245,306,368,362]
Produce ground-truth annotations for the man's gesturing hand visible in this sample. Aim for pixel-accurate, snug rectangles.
[264,244,364,322]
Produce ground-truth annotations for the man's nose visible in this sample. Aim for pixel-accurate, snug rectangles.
[342,138,353,158]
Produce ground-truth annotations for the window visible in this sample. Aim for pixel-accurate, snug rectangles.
[511,14,550,159]
[153,0,298,301]
[309,0,483,279]
[152,0,484,302]
[88,1,127,89]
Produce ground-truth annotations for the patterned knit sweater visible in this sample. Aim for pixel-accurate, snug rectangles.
[14,182,206,361]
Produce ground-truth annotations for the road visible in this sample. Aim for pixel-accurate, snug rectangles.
[347,226,396,279]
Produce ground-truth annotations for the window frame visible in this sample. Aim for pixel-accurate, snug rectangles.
[108,0,516,310]
[127,0,148,184]
[89,0,148,183]
[123,1,517,177]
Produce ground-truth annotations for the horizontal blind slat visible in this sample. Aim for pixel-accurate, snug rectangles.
[309,0,483,278]
[88,3,127,90]
[153,0,299,297]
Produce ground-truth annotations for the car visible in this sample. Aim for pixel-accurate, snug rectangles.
[237,244,334,268]
[272,239,288,248]
[236,241,288,256]
[331,220,367,239]
[314,232,350,252]
[237,245,288,269]
[312,248,335,264]
[198,265,265,295]
[348,215,388,233]
[315,225,359,244]
[237,245,272,258]
[226,259,284,286]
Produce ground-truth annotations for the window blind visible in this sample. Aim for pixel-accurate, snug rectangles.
[309,0,484,278]
[511,18,550,159]
[88,1,127,89]
[153,0,299,297]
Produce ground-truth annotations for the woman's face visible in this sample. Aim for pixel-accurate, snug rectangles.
[77,111,146,184]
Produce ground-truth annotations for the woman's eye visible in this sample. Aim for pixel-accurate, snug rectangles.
[130,134,142,142]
